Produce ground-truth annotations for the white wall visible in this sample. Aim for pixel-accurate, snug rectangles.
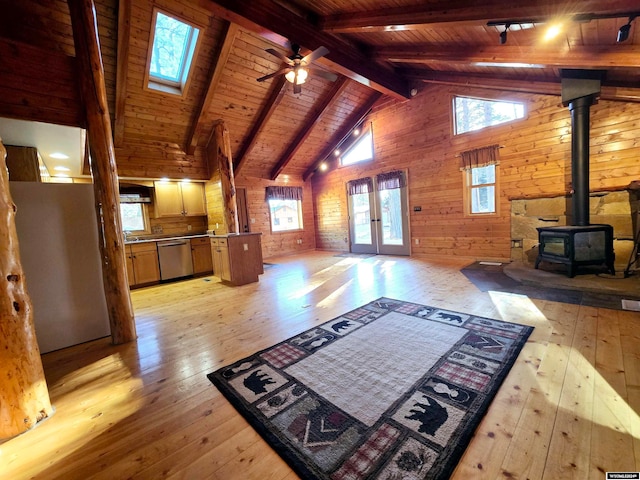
[10,182,111,353]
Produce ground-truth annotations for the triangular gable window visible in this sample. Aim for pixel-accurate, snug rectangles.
[454,96,525,135]
[341,128,373,166]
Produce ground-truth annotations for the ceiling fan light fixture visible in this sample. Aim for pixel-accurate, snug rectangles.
[285,67,308,84]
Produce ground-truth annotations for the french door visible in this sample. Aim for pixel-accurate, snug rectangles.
[347,171,410,255]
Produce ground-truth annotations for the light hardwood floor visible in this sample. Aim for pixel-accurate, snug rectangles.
[2,251,639,479]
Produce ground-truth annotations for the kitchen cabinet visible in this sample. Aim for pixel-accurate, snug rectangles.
[126,242,160,287]
[154,181,206,217]
[191,237,213,275]
[210,237,231,282]
[210,234,263,285]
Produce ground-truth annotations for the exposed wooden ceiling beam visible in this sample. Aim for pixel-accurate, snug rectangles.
[202,0,411,99]
[303,91,382,181]
[406,70,640,103]
[113,0,131,147]
[186,22,239,155]
[376,45,640,69]
[321,0,638,33]
[270,77,349,180]
[233,75,287,175]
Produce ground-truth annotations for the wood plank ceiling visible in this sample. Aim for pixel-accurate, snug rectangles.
[0,0,639,181]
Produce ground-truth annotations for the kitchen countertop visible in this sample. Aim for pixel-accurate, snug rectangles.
[124,232,261,245]
[124,233,208,245]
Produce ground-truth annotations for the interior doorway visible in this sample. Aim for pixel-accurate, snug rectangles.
[236,187,250,233]
[347,171,410,255]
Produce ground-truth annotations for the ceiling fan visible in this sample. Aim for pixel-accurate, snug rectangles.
[257,43,338,94]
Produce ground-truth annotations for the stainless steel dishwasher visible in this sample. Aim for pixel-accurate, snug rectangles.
[157,239,194,280]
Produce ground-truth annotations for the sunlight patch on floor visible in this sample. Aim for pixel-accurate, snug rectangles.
[0,353,143,479]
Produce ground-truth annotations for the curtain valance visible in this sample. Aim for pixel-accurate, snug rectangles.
[265,186,303,201]
[347,177,373,195]
[376,170,405,190]
[459,144,501,171]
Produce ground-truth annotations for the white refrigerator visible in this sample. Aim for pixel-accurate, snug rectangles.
[10,182,111,353]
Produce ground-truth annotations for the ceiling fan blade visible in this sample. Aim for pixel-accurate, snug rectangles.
[302,46,329,65]
[307,68,338,82]
[256,67,291,82]
[265,48,294,65]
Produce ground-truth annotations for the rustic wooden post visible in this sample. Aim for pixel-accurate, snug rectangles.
[68,0,136,344]
[213,121,239,234]
[0,139,53,439]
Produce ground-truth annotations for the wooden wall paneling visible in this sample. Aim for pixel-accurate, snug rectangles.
[0,39,84,127]
[312,83,640,261]
[234,173,316,258]
[0,0,75,55]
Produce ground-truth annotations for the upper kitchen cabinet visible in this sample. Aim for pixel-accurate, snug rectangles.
[154,181,206,217]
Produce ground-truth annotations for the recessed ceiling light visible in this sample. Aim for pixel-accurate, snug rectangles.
[53,173,69,178]
[50,152,69,160]
[54,166,71,171]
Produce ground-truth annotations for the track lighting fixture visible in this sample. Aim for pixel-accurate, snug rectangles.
[499,23,510,45]
[617,16,636,43]
[489,12,640,44]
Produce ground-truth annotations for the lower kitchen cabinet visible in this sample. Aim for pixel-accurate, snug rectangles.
[191,237,213,275]
[126,242,160,287]
[210,234,263,286]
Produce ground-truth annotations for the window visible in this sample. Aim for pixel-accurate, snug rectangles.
[268,199,303,232]
[120,203,150,234]
[466,164,497,215]
[454,96,524,135]
[147,10,200,95]
[341,128,373,166]
[266,186,303,232]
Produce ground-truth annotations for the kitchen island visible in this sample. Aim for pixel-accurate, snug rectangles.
[210,233,263,286]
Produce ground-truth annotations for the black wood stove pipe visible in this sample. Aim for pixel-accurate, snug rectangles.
[568,95,596,226]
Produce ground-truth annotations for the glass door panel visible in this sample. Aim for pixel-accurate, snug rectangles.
[348,191,376,254]
[348,174,410,256]
[376,186,410,255]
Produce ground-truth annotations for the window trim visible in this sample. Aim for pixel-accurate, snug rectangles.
[267,198,304,234]
[452,95,526,136]
[462,163,499,217]
[120,203,152,235]
[144,8,203,97]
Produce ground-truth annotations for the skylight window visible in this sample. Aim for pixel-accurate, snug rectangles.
[147,10,200,95]
[341,129,373,166]
[454,96,525,135]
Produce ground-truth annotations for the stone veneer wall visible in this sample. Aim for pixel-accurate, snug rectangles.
[511,187,640,270]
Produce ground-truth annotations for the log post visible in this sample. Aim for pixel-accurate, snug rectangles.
[68,0,136,344]
[209,121,239,234]
[0,139,53,439]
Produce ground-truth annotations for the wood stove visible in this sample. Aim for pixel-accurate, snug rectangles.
[535,225,615,277]
[534,71,616,278]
